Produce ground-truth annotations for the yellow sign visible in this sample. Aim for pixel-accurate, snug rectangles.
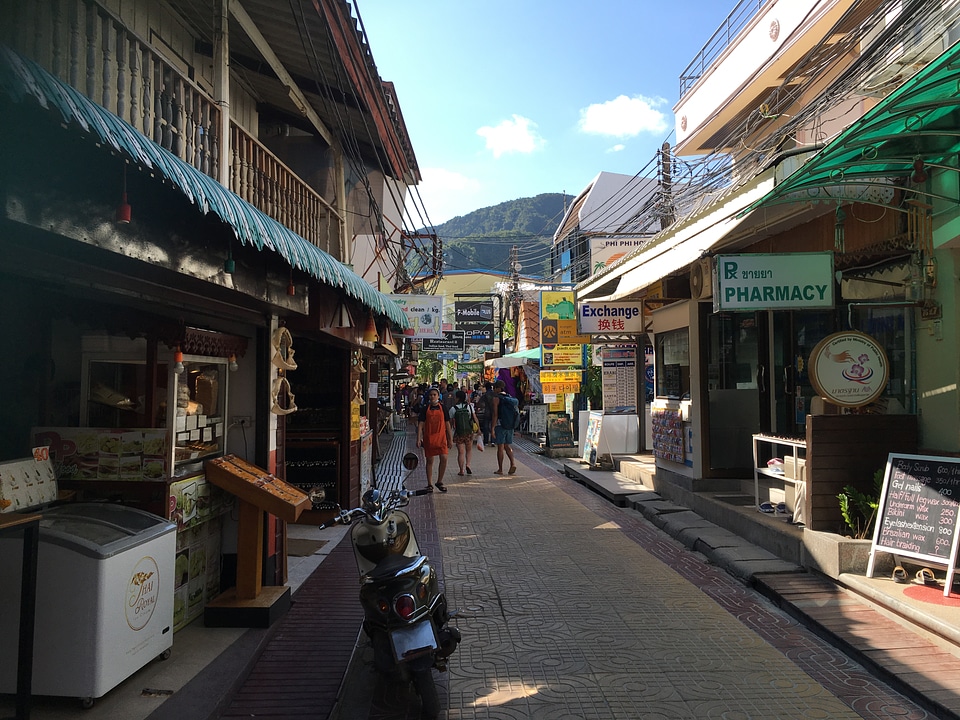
[350,404,361,441]
[542,345,584,367]
[542,381,581,394]
[541,370,583,383]
[549,398,566,412]
[541,291,590,347]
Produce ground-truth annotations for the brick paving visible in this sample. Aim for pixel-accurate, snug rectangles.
[225,431,947,719]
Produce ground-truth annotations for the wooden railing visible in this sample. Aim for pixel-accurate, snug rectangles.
[229,125,341,255]
[2,0,343,256]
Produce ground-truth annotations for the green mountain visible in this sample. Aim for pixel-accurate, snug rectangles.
[431,193,574,278]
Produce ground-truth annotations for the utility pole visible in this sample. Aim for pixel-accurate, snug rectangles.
[509,245,521,344]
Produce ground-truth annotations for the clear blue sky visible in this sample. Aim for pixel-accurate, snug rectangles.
[357,1,734,227]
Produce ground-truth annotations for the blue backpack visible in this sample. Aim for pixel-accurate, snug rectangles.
[497,394,520,430]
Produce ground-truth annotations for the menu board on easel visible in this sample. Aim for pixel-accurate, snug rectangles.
[867,453,960,597]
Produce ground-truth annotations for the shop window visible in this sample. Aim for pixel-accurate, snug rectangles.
[656,328,690,399]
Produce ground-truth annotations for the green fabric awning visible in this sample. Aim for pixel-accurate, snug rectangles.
[743,39,960,214]
[0,45,408,329]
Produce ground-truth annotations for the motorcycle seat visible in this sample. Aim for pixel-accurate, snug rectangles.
[363,553,426,583]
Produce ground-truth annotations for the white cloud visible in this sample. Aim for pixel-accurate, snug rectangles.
[578,95,668,138]
[476,115,546,158]
[408,167,483,226]
[606,144,626,153]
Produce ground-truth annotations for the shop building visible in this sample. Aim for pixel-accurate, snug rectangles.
[0,0,423,645]
[577,0,959,537]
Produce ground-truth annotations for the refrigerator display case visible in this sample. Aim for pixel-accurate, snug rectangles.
[168,355,228,479]
[0,503,176,706]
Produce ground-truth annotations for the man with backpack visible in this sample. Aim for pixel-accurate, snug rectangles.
[448,389,479,477]
[490,380,519,475]
[474,381,494,445]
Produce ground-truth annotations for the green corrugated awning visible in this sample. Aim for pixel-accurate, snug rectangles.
[0,44,408,329]
[742,39,960,214]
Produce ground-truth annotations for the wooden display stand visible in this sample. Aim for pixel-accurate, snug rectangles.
[203,455,310,628]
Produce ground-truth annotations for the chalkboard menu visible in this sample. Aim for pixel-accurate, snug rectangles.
[868,453,960,596]
[546,413,574,449]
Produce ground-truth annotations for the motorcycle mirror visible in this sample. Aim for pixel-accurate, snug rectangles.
[402,452,419,471]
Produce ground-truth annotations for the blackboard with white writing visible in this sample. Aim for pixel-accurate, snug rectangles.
[869,453,960,593]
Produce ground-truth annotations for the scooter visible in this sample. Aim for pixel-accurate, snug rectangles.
[319,452,460,718]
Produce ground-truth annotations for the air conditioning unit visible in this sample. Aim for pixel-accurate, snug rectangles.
[690,257,713,300]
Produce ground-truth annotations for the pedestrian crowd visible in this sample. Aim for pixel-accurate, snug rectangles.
[413,378,520,491]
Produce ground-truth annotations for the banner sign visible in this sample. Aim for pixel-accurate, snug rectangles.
[464,327,494,346]
[459,362,483,372]
[590,237,649,276]
[455,301,495,327]
[388,295,443,338]
[578,301,645,334]
[542,345,584,367]
[541,291,589,348]
[423,331,465,352]
[542,381,581,394]
[541,370,583,384]
[715,252,834,311]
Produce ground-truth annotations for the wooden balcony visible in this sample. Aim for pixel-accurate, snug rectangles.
[1,0,342,256]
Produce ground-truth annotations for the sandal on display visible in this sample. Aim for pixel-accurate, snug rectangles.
[758,502,776,513]
[891,566,908,584]
[916,567,938,586]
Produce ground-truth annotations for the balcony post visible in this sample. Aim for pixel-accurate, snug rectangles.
[214,0,231,186]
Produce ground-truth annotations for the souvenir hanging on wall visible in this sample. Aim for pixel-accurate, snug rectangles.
[271,327,298,371]
[270,376,298,415]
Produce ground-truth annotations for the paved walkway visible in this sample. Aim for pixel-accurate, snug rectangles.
[9,428,953,720]
[337,432,937,720]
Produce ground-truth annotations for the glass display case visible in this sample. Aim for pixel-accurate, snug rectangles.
[169,356,228,479]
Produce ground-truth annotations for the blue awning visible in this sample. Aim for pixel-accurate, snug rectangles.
[0,44,408,329]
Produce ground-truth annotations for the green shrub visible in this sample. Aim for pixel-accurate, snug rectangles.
[837,468,884,539]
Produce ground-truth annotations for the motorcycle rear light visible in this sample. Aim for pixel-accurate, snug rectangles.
[394,594,416,620]
[417,583,428,600]
[377,598,390,614]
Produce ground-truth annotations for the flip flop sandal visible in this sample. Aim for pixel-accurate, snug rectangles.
[466,467,472,475]
[508,466,517,475]
[758,502,776,513]
[892,565,908,584]
[436,481,447,493]
[423,486,434,493]
[917,568,938,586]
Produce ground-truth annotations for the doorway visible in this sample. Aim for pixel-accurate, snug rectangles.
[769,311,834,437]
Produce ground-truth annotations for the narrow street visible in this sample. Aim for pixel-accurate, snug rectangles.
[333,431,933,720]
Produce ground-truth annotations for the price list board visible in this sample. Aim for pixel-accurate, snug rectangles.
[868,453,960,596]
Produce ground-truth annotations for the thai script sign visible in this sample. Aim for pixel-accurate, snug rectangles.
[808,331,888,408]
[715,253,834,311]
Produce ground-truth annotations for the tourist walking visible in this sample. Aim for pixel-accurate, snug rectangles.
[475,381,494,445]
[416,387,448,492]
[449,389,479,476]
[490,380,519,475]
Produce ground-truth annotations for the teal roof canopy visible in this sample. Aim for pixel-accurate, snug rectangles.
[0,45,408,329]
[743,40,960,215]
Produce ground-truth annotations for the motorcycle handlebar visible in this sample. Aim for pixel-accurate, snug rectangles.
[317,487,428,530]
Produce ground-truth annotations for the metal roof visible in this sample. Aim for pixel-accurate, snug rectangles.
[164,0,419,183]
[744,39,960,214]
[0,44,407,328]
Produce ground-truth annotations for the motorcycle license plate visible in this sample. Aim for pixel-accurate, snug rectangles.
[390,621,438,661]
